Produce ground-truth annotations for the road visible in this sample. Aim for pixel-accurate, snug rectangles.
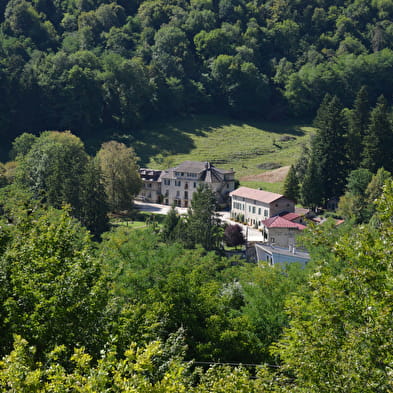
[134,201,263,242]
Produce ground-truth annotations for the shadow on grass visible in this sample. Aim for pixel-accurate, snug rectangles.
[85,115,310,166]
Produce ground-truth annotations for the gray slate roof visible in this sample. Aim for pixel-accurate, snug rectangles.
[161,161,234,182]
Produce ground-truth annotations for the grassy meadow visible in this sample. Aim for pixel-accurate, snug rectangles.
[132,115,314,193]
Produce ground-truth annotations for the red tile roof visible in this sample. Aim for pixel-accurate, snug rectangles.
[262,216,306,230]
[230,186,284,203]
[280,212,300,222]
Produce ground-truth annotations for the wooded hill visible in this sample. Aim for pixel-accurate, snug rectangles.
[2,0,393,157]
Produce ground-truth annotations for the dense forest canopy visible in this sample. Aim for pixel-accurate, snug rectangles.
[2,0,393,158]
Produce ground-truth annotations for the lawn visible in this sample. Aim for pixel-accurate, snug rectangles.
[132,115,314,193]
[85,115,314,193]
[110,211,166,230]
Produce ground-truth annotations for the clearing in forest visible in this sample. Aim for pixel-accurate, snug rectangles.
[131,115,314,193]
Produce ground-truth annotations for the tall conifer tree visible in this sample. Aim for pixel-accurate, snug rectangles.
[362,95,393,173]
[300,153,323,209]
[283,165,300,203]
[346,86,369,169]
[312,95,348,203]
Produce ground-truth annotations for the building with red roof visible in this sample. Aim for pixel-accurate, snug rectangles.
[260,215,306,248]
[229,186,295,227]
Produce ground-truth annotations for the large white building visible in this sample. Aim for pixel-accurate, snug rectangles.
[137,161,235,208]
[160,161,235,208]
[229,186,295,227]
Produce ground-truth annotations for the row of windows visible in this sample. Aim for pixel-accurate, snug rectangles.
[233,202,269,217]
[247,206,269,216]
[174,172,198,178]
[233,202,245,210]
[163,179,198,188]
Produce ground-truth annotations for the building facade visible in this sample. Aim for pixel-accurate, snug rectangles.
[137,161,235,208]
[229,186,295,227]
[260,215,306,248]
[160,161,235,208]
[138,168,162,203]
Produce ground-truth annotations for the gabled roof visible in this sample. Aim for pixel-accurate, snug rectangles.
[160,161,234,180]
[139,168,162,181]
[280,212,301,222]
[174,161,234,175]
[262,216,306,230]
[229,186,285,204]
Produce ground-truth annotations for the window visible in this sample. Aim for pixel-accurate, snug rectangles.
[264,209,268,217]
[175,180,181,186]
[176,190,180,197]
[164,179,170,185]
[258,208,261,215]
[185,182,188,189]
[184,191,188,199]
[252,206,256,214]
[193,182,197,188]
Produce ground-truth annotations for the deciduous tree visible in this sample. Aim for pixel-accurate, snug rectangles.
[97,141,142,212]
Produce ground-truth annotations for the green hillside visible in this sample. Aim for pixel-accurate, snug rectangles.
[131,115,313,192]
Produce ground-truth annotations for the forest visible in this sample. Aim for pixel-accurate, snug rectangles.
[2,0,393,391]
[2,0,393,158]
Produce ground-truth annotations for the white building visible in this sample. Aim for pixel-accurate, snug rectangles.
[138,168,162,203]
[160,161,235,208]
[138,161,235,208]
[229,186,295,227]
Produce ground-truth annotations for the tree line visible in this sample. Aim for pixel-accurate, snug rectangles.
[284,87,393,223]
[2,0,393,157]
[0,130,142,236]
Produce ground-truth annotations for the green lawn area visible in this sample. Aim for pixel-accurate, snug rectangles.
[132,115,314,193]
[110,211,166,230]
[85,114,314,193]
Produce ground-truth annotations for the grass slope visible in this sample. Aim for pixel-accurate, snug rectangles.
[133,115,314,193]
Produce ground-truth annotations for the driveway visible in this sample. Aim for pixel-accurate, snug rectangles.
[135,201,263,242]
[134,200,188,215]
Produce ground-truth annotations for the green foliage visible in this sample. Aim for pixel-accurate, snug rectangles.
[100,227,253,361]
[311,95,348,203]
[10,132,37,160]
[15,131,109,235]
[160,204,180,242]
[0,207,109,360]
[362,95,393,173]
[272,180,393,392]
[183,184,223,250]
[283,164,299,203]
[97,140,142,212]
[2,0,393,150]
[346,86,370,169]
